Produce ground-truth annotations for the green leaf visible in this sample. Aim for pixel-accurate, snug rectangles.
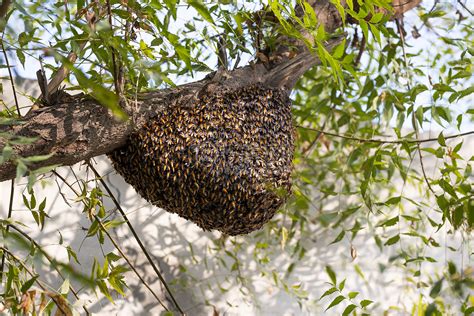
[1,144,12,163]
[87,220,99,237]
[379,216,399,227]
[338,279,346,291]
[370,12,384,23]
[330,230,345,244]
[369,24,381,43]
[97,279,113,302]
[23,194,30,209]
[384,234,400,246]
[320,287,338,299]
[415,106,424,126]
[187,0,214,24]
[30,192,36,209]
[67,246,80,264]
[325,265,337,284]
[452,204,464,229]
[342,304,357,316]
[437,132,446,146]
[438,179,458,198]
[360,299,373,308]
[330,0,346,25]
[325,295,345,311]
[346,0,353,10]
[38,198,46,212]
[429,279,443,298]
[31,164,61,175]
[60,278,70,294]
[175,45,192,71]
[333,39,346,59]
[302,2,318,27]
[16,49,25,66]
[464,306,474,315]
[72,68,126,120]
[16,159,28,179]
[21,275,38,293]
[359,20,369,41]
[385,196,401,205]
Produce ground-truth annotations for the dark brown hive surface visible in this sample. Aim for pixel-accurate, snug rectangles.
[108,85,295,235]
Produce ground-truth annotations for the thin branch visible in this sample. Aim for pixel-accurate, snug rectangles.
[93,215,170,312]
[53,171,170,312]
[296,125,474,144]
[106,0,121,97]
[301,103,337,156]
[457,0,473,16]
[0,246,69,315]
[411,115,435,194]
[416,141,435,193]
[354,32,366,66]
[88,163,184,314]
[46,11,99,97]
[0,0,11,20]
[0,179,14,283]
[395,18,410,73]
[396,12,435,195]
[1,42,20,115]
[8,224,91,315]
[0,24,21,284]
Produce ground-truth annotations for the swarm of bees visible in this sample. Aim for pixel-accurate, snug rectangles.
[108,85,295,235]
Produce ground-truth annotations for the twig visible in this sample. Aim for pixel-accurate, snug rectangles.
[0,246,69,315]
[217,35,228,70]
[0,0,11,20]
[301,103,337,156]
[354,32,366,66]
[106,0,122,96]
[93,215,170,312]
[412,115,435,194]
[1,42,20,115]
[416,141,435,193]
[46,12,97,96]
[0,26,21,283]
[0,179,14,283]
[53,171,170,312]
[395,18,409,71]
[8,224,91,315]
[397,13,435,195]
[296,125,474,144]
[88,163,185,315]
[457,0,473,16]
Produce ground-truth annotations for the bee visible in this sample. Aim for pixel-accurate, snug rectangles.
[108,85,295,235]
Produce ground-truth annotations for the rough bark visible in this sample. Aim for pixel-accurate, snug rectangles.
[0,0,421,183]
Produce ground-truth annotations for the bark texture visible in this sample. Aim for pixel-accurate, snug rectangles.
[0,0,421,182]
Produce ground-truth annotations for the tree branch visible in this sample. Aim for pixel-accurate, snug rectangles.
[0,0,422,183]
[0,0,11,20]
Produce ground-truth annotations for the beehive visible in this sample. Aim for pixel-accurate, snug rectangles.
[108,84,295,235]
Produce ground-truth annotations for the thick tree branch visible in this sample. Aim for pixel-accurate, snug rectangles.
[0,0,11,20]
[0,0,422,183]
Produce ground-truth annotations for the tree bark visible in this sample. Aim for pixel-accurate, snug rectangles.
[0,0,421,183]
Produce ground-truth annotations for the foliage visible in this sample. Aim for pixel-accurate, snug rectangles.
[1,0,473,315]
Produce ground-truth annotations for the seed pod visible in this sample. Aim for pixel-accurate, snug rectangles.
[108,85,295,235]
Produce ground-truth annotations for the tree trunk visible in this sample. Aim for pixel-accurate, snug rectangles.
[0,0,421,183]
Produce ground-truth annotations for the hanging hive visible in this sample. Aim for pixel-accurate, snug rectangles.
[108,84,295,235]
